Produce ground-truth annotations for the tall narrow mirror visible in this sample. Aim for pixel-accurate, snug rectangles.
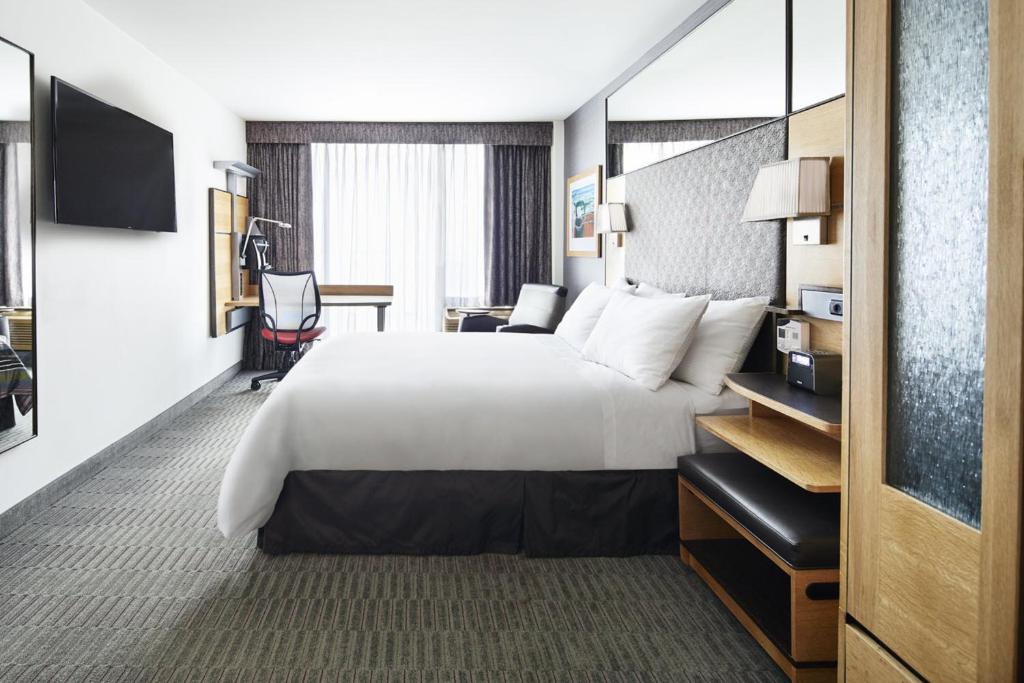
[0,37,35,452]
[606,0,786,177]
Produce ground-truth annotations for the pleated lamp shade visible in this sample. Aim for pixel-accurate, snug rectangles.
[596,203,629,233]
[741,157,831,222]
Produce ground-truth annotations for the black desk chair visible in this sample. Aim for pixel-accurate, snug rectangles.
[250,271,326,391]
[459,283,568,334]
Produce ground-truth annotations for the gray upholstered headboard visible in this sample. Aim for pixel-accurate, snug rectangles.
[623,119,787,303]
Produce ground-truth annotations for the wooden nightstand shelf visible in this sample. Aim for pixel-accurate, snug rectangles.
[680,372,842,683]
[697,373,842,493]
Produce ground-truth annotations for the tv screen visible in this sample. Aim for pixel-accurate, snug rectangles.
[51,77,177,232]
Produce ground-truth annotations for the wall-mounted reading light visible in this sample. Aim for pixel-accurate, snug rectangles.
[741,157,832,245]
[596,202,630,247]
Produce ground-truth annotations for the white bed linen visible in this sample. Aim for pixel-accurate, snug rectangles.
[681,384,749,453]
[218,332,721,538]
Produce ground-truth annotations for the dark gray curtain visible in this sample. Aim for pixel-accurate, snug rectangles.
[484,145,551,306]
[248,121,552,146]
[242,143,314,370]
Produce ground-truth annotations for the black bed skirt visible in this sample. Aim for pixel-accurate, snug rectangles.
[258,469,678,557]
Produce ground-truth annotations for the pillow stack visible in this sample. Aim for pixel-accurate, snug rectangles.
[554,281,635,351]
[582,291,709,390]
[555,280,769,392]
[673,296,770,393]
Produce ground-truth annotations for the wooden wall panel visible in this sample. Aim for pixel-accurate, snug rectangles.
[233,195,249,234]
[209,189,248,337]
[211,189,232,234]
[978,0,1024,677]
[786,97,845,355]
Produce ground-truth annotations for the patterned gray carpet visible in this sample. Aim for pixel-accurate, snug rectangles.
[0,373,785,682]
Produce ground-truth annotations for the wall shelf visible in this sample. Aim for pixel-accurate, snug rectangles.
[696,414,840,493]
[725,373,842,438]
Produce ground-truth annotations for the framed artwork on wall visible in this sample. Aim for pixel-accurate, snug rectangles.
[566,165,602,258]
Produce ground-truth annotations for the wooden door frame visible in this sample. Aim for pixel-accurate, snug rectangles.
[978,0,1024,678]
[845,0,1023,680]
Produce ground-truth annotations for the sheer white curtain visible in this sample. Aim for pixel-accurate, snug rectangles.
[311,143,485,332]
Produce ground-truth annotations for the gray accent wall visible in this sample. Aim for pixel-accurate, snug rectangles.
[625,120,786,302]
[562,0,730,300]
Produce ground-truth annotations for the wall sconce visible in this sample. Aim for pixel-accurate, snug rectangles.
[596,202,630,247]
[741,157,831,245]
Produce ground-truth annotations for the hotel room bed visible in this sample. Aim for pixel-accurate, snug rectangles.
[218,331,748,556]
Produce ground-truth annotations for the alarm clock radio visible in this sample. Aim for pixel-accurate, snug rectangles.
[787,350,842,396]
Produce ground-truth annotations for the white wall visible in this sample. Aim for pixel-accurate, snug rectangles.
[0,0,246,514]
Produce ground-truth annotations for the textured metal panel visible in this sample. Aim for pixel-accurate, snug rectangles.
[624,120,787,303]
[886,0,988,528]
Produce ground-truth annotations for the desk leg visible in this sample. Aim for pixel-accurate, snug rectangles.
[376,306,386,332]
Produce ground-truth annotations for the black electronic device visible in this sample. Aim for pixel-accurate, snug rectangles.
[787,350,842,396]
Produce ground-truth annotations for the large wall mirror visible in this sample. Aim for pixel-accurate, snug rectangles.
[607,0,845,177]
[0,37,36,453]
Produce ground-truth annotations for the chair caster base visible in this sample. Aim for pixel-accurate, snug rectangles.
[250,380,261,391]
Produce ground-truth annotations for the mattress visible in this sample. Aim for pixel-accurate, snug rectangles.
[677,383,749,453]
[218,332,744,537]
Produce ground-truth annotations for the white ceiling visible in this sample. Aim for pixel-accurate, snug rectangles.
[608,0,787,121]
[82,0,708,122]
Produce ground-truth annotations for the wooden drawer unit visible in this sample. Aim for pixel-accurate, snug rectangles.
[845,625,922,682]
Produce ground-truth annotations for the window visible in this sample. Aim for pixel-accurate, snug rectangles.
[311,143,486,332]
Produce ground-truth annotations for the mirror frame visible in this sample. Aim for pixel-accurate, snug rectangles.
[605,0,844,179]
[0,35,37,452]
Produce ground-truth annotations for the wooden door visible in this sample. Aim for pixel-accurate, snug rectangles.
[845,0,1023,680]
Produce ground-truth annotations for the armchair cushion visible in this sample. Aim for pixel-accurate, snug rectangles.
[458,314,504,333]
[497,324,555,334]
[507,284,568,329]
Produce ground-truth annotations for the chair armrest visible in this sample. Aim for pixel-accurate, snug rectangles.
[458,314,504,333]
[497,324,555,334]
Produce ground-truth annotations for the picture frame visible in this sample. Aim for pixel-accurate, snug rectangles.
[566,165,602,258]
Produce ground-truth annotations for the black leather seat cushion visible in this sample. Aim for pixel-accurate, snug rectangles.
[678,453,840,569]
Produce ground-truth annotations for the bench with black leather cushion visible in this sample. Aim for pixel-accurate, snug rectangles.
[678,452,840,569]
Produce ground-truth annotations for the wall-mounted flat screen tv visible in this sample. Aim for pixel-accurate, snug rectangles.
[51,77,177,232]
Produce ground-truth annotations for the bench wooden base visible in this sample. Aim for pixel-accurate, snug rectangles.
[679,476,838,683]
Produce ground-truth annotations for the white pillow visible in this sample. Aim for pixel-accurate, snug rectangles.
[555,283,616,350]
[610,277,637,293]
[636,282,686,298]
[582,291,711,391]
[672,296,770,393]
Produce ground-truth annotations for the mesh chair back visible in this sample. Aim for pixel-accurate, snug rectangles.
[507,284,568,329]
[259,271,322,334]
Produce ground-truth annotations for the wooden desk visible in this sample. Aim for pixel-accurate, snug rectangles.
[226,285,394,332]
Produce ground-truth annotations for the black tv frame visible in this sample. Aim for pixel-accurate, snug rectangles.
[50,76,177,233]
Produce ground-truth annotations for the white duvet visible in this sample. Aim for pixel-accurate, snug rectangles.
[218,332,736,537]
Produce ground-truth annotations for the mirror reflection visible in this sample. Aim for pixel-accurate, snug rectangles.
[606,0,786,177]
[0,38,35,452]
[792,0,846,111]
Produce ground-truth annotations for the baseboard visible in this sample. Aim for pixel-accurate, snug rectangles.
[0,362,242,540]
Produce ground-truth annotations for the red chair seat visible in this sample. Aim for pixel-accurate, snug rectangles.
[261,326,326,345]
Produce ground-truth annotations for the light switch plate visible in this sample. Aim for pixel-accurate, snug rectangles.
[793,216,827,245]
